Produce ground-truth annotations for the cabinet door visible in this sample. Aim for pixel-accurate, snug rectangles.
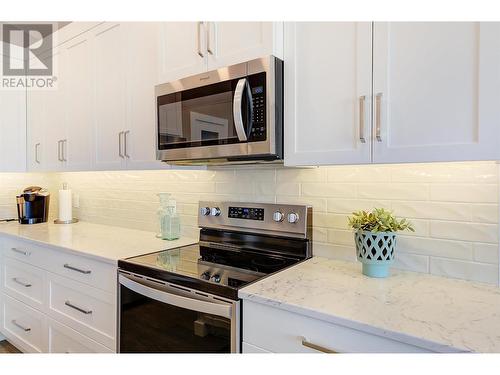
[26,88,45,171]
[0,88,26,172]
[158,22,207,83]
[41,48,66,171]
[93,23,126,170]
[62,34,94,171]
[124,23,166,170]
[206,22,282,70]
[373,22,500,163]
[284,22,372,166]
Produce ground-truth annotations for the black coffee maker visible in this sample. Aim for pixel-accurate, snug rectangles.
[16,186,50,224]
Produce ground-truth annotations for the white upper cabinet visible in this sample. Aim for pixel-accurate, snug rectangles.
[0,89,26,172]
[159,22,283,83]
[372,22,500,163]
[206,22,283,70]
[123,23,165,170]
[62,33,94,171]
[158,22,208,83]
[284,22,372,166]
[93,23,127,171]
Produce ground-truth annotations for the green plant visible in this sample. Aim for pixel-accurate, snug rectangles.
[347,208,415,233]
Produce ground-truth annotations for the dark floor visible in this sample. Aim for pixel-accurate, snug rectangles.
[0,340,21,353]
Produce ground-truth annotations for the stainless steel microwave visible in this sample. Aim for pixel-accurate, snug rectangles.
[155,56,283,165]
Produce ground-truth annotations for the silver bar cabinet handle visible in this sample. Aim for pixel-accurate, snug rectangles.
[12,277,32,288]
[375,92,383,142]
[301,337,338,354]
[118,131,124,158]
[12,320,31,332]
[64,263,92,274]
[124,130,130,158]
[207,22,214,55]
[65,300,93,315]
[57,140,63,161]
[11,247,31,256]
[197,22,204,58]
[35,143,41,164]
[359,95,366,143]
[62,139,68,162]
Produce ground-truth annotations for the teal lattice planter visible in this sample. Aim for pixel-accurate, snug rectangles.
[355,230,396,278]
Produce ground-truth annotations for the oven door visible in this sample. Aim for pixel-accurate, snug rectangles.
[118,273,240,353]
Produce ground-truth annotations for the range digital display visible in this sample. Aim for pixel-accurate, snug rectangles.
[228,206,264,221]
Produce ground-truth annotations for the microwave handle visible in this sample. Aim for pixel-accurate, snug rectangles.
[233,78,253,142]
[119,274,232,319]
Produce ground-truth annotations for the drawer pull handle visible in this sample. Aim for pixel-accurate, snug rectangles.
[12,320,31,332]
[11,247,31,256]
[64,264,91,274]
[65,300,93,315]
[12,277,32,288]
[301,337,338,354]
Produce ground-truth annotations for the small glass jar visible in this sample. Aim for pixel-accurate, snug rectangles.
[156,193,180,240]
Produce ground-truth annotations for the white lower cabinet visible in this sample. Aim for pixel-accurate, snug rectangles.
[0,237,117,353]
[2,293,47,353]
[48,318,113,353]
[242,300,431,353]
[47,273,115,349]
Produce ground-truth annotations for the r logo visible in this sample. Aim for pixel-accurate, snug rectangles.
[2,23,53,76]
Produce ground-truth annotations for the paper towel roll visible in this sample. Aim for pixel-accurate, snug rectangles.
[58,189,72,222]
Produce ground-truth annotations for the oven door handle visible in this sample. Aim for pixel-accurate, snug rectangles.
[233,78,253,142]
[119,274,232,319]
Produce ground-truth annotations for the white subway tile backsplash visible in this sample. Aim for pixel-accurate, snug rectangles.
[357,183,429,201]
[430,257,499,284]
[0,161,498,285]
[430,221,498,243]
[393,253,430,273]
[302,183,356,198]
[473,243,499,264]
[430,184,498,203]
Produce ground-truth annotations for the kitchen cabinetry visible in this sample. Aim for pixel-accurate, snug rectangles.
[242,300,431,353]
[159,22,283,83]
[284,22,372,166]
[27,22,165,172]
[0,88,27,172]
[0,237,117,353]
[285,22,500,166]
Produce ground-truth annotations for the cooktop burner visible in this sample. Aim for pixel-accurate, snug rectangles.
[119,201,312,300]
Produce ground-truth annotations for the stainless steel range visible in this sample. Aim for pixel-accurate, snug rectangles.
[118,201,312,353]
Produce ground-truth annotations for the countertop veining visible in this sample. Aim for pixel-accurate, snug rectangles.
[0,221,198,264]
[239,257,500,353]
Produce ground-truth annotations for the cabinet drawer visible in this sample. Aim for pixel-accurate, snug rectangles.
[47,272,115,349]
[2,257,45,310]
[47,250,116,293]
[48,318,114,353]
[2,237,53,269]
[2,293,46,353]
[243,301,431,353]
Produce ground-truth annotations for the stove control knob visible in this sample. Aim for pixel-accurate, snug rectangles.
[273,211,284,222]
[287,212,300,224]
[211,274,221,283]
[201,271,211,280]
[210,207,221,217]
[200,207,211,216]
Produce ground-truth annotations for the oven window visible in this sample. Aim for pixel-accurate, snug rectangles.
[120,284,231,353]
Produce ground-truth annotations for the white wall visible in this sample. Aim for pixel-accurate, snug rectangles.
[0,161,498,285]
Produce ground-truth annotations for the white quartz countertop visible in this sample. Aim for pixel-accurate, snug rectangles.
[0,221,198,264]
[239,257,500,353]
